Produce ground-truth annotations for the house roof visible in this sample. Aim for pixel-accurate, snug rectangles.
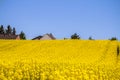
[32,33,56,40]
[32,35,43,40]
[46,33,56,39]
[0,34,19,39]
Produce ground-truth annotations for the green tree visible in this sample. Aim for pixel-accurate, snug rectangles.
[19,31,26,40]
[6,25,12,34]
[88,36,94,40]
[71,33,80,39]
[12,27,16,35]
[109,37,118,41]
[0,25,5,34]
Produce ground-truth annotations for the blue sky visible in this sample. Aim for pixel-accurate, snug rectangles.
[0,0,120,40]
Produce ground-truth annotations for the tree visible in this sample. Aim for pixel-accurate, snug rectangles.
[12,27,16,35]
[0,25,5,34]
[71,33,80,39]
[6,25,12,34]
[109,37,118,41]
[88,36,94,40]
[19,31,26,40]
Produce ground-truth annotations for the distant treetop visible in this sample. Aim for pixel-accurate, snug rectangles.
[88,36,94,40]
[109,37,118,41]
[71,33,80,39]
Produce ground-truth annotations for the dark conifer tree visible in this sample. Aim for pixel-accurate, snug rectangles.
[19,31,26,40]
[6,25,12,34]
[0,25,5,34]
[12,27,16,35]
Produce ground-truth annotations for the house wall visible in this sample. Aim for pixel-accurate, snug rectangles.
[40,34,53,40]
[16,36,20,40]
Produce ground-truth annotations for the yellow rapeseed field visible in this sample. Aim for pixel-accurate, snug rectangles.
[0,40,120,80]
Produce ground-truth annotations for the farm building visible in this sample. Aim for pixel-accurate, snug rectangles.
[32,33,56,40]
[0,34,20,40]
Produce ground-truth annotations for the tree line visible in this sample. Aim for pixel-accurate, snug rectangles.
[0,25,26,40]
[70,33,118,41]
